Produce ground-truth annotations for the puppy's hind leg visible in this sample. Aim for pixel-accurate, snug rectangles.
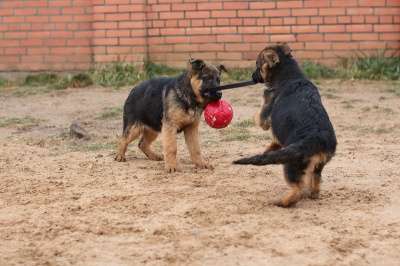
[139,127,163,161]
[273,162,306,208]
[115,124,142,162]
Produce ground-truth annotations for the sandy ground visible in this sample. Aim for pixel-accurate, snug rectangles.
[0,80,400,266]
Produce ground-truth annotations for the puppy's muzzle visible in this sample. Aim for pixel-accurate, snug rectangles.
[202,90,222,101]
[252,69,264,83]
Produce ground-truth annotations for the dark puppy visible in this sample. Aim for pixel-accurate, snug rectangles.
[115,59,225,172]
[234,44,337,207]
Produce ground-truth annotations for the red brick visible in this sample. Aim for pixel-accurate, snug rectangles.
[239,26,264,34]
[284,17,296,25]
[93,38,118,45]
[305,42,332,50]
[351,16,365,23]
[212,27,237,34]
[265,26,291,34]
[249,2,275,9]
[365,15,379,23]
[224,2,249,10]
[319,25,345,33]
[347,7,374,15]
[225,43,251,51]
[380,16,393,23]
[297,34,324,41]
[380,33,400,41]
[161,28,185,35]
[151,4,170,12]
[331,0,358,7]
[292,25,318,33]
[243,18,256,25]
[310,17,323,24]
[120,37,146,45]
[375,8,400,15]
[106,30,130,37]
[190,35,216,43]
[243,34,269,43]
[270,34,296,42]
[292,8,317,16]
[266,9,291,17]
[346,24,373,32]
[359,41,386,49]
[119,4,145,12]
[295,50,322,59]
[324,33,351,41]
[375,24,400,33]
[172,3,196,11]
[297,17,310,25]
[332,42,359,50]
[277,1,303,8]
[217,52,242,60]
[238,10,263,17]
[271,18,284,25]
[216,19,230,26]
[4,47,26,55]
[352,33,379,41]
[319,8,346,16]
[160,12,184,19]
[359,0,385,6]
[165,36,190,44]
[304,0,330,8]
[198,2,222,10]
[217,34,242,43]
[211,10,236,18]
[173,44,199,52]
[201,43,225,51]
[324,17,337,24]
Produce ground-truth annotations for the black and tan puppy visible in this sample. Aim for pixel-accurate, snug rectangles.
[234,44,337,207]
[115,59,225,172]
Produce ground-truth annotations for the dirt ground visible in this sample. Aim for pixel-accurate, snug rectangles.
[0,80,400,266]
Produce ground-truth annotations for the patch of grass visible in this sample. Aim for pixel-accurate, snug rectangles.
[0,77,12,88]
[220,126,251,142]
[90,62,143,88]
[321,92,340,100]
[234,119,255,128]
[301,61,338,79]
[340,51,400,80]
[144,61,182,79]
[223,68,253,82]
[0,116,42,128]
[70,73,93,88]
[97,107,123,120]
[70,141,117,152]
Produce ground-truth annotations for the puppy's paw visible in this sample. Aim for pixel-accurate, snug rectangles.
[115,154,126,162]
[165,164,178,173]
[148,153,164,161]
[195,161,214,170]
[272,199,296,208]
[309,191,320,200]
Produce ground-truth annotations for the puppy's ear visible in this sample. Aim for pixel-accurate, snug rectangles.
[188,58,205,72]
[263,49,280,68]
[217,64,228,73]
[279,42,292,56]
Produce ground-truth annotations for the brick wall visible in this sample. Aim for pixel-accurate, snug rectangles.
[1,0,399,71]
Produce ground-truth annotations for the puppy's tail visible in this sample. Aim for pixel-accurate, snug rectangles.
[233,142,304,165]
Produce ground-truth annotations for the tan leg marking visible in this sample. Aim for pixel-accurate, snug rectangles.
[265,142,282,153]
[184,121,212,170]
[308,153,327,199]
[162,122,178,173]
[274,182,304,208]
[139,127,163,161]
[115,125,142,162]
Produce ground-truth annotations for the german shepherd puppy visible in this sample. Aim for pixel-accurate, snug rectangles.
[234,44,337,207]
[115,59,225,173]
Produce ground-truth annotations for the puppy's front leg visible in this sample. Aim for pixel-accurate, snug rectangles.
[162,122,178,173]
[184,121,213,170]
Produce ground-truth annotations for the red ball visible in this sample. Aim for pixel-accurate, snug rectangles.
[204,99,233,129]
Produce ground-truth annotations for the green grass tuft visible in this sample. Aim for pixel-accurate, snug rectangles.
[0,116,42,128]
[234,119,255,128]
[223,68,253,82]
[144,61,182,79]
[97,107,123,120]
[340,52,400,80]
[90,62,143,88]
[301,61,337,79]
